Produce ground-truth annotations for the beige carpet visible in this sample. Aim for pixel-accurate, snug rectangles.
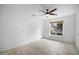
[0,39,79,55]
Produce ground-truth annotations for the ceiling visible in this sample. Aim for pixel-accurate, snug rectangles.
[40,4,79,18]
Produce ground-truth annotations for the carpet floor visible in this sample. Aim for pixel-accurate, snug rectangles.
[0,39,79,55]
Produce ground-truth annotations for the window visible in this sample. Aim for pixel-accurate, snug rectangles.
[49,20,63,36]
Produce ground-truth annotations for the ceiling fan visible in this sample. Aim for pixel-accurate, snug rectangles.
[32,8,57,17]
[40,8,57,16]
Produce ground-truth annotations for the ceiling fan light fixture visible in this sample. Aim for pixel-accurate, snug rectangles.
[33,8,57,17]
[46,14,49,17]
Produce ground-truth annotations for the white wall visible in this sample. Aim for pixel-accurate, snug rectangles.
[42,14,76,43]
[0,5,43,52]
[76,11,79,51]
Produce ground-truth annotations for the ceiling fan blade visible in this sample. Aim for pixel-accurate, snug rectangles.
[50,13,57,15]
[40,10,46,13]
[49,8,57,13]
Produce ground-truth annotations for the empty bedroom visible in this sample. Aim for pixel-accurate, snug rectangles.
[0,4,79,55]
